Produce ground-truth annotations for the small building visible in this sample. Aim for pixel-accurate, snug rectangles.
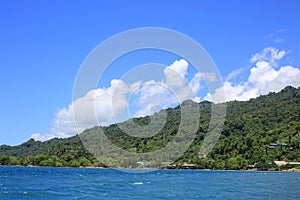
[269,143,287,147]
[180,164,196,169]
[274,161,300,166]
[274,161,286,166]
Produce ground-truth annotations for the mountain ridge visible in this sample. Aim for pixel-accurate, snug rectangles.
[1,86,300,169]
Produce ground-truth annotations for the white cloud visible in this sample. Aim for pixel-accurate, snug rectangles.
[189,72,216,97]
[132,59,215,116]
[264,29,285,44]
[205,47,300,103]
[225,68,244,81]
[165,59,188,77]
[250,47,286,64]
[31,79,141,141]
[31,59,214,141]
[130,59,191,118]
[30,133,52,142]
[164,59,189,90]
[248,61,277,83]
[204,81,258,103]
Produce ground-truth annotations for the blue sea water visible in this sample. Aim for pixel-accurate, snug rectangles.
[0,166,299,200]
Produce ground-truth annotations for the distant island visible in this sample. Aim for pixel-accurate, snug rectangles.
[1,86,300,171]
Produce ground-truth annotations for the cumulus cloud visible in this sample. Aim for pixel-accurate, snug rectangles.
[31,79,141,141]
[130,59,215,116]
[31,59,214,141]
[250,47,286,64]
[205,47,300,103]
[127,59,215,117]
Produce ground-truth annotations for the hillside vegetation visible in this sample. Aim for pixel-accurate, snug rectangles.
[1,86,299,169]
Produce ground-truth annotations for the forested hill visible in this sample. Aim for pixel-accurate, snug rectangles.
[1,86,300,169]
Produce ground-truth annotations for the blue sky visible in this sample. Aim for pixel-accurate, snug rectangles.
[1,0,300,145]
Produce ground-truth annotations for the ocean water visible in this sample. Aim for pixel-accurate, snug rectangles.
[0,166,299,200]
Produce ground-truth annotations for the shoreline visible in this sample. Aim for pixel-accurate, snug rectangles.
[1,165,299,172]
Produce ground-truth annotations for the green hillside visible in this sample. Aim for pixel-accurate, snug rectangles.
[1,86,300,169]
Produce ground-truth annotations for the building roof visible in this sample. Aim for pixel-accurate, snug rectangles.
[274,161,286,166]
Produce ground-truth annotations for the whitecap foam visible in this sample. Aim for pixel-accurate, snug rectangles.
[133,182,144,185]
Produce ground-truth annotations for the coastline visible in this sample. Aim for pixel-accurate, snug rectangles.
[282,168,300,172]
[1,165,300,172]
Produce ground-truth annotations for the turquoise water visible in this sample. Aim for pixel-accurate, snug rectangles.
[0,166,299,199]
